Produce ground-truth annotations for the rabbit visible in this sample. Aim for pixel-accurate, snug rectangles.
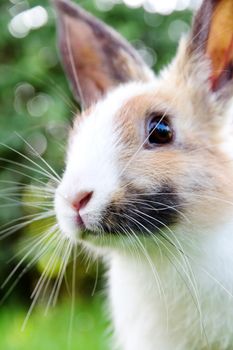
[54,0,233,349]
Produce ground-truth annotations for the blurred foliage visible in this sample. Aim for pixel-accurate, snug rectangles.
[0,296,109,350]
[0,0,192,346]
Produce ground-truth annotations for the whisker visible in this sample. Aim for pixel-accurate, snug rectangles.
[68,244,77,349]
[130,208,201,311]
[31,237,66,301]
[0,156,58,185]
[0,230,58,306]
[14,133,62,181]
[120,212,164,299]
[50,241,72,309]
[123,223,168,323]
[0,211,54,232]
[0,165,54,187]
[21,235,65,331]
[46,76,78,113]
[0,211,55,240]
[8,226,56,264]
[1,226,57,289]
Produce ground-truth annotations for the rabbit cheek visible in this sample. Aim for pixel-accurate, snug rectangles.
[99,184,181,235]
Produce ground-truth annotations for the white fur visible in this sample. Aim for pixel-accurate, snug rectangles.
[55,82,157,241]
[109,222,233,350]
[55,78,233,349]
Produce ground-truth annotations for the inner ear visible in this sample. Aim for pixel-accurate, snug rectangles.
[54,0,154,109]
[190,0,233,92]
[206,0,233,90]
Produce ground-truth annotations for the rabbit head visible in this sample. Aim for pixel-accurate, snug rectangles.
[54,0,233,247]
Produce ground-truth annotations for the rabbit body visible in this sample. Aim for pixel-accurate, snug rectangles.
[109,229,233,350]
[54,0,233,349]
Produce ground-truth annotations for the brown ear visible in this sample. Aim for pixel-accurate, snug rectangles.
[54,0,154,108]
[190,0,233,92]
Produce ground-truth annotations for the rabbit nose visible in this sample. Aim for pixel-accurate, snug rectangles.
[72,191,93,212]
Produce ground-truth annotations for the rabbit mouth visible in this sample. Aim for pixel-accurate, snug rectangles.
[98,184,181,236]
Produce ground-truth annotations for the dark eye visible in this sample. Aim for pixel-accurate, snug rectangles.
[147,114,173,146]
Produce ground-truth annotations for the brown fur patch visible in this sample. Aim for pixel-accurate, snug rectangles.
[110,72,233,231]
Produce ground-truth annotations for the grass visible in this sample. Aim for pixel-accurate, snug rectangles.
[0,296,109,350]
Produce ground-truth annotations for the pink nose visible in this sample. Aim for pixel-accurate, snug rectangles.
[72,191,93,212]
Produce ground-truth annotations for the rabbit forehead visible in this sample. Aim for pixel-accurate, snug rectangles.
[69,80,159,151]
[69,75,201,177]
[67,81,157,178]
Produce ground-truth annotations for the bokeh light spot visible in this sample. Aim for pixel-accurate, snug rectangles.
[123,0,144,8]
[94,0,115,11]
[8,6,48,38]
[133,40,157,67]
[14,82,35,114]
[25,132,48,157]
[144,0,177,15]
[47,121,69,141]
[27,93,51,118]
[168,19,190,42]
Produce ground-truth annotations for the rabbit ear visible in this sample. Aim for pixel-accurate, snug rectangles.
[54,0,154,108]
[190,0,233,92]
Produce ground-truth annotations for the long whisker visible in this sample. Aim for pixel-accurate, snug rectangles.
[130,208,202,311]
[0,211,55,240]
[68,244,77,349]
[21,236,65,330]
[1,228,56,289]
[119,220,169,324]
[2,64,77,115]
[46,76,78,113]
[0,165,54,187]
[31,237,66,301]
[14,133,62,181]
[136,213,206,335]
[126,191,233,209]
[0,211,54,233]
[0,196,53,211]
[0,230,58,306]
[120,213,164,298]
[0,156,58,184]
[8,226,56,264]
[50,241,72,309]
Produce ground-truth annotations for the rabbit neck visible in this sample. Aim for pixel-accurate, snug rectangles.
[108,222,233,350]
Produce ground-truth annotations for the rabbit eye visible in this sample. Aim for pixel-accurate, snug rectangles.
[147,114,173,146]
